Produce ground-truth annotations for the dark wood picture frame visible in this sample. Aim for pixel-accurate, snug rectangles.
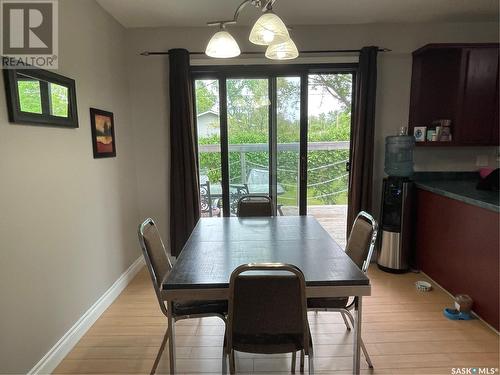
[3,67,79,128]
[90,108,116,158]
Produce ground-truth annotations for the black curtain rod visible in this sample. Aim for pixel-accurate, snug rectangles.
[140,48,391,56]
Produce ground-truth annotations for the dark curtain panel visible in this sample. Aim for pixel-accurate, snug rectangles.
[169,48,200,257]
[347,46,378,236]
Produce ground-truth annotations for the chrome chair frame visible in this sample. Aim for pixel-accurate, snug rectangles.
[138,218,227,374]
[226,263,314,374]
[311,211,378,369]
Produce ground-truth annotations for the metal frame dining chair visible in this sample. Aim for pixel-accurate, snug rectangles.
[138,218,228,374]
[237,195,274,217]
[307,211,378,368]
[226,263,314,374]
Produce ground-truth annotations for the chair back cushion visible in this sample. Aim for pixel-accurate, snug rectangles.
[345,216,373,269]
[140,220,172,287]
[229,271,306,353]
[237,196,274,217]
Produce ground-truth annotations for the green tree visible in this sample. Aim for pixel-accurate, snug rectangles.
[227,79,268,136]
[17,81,42,113]
[309,74,352,110]
[50,83,69,117]
[195,80,218,113]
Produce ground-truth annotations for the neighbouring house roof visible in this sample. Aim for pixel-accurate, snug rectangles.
[197,110,219,119]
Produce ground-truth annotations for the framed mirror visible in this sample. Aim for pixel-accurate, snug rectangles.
[3,68,78,128]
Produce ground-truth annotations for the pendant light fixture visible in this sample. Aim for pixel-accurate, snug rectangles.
[205,0,298,60]
[248,11,289,46]
[265,38,299,60]
[205,25,241,58]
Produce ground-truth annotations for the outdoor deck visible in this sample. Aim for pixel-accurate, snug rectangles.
[281,204,347,248]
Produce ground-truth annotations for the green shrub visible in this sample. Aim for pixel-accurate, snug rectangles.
[198,114,350,205]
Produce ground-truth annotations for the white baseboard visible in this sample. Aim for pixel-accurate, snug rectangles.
[28,256,145,375]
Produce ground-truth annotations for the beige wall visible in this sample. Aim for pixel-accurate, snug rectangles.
[0,1,140,373]
[127,22,499,238]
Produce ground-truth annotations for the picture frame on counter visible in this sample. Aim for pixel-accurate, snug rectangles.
[414,126,427,142]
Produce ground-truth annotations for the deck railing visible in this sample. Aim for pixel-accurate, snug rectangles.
[199,141,349,203]
[198,141,349,153]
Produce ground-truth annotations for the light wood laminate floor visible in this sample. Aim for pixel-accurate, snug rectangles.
[54,266,499,374]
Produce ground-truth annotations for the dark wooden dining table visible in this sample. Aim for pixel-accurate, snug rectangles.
[162,216,371,374]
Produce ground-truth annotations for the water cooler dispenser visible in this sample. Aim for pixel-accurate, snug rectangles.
[377,135,415,273]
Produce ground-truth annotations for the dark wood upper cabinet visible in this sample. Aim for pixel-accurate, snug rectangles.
[409,43,499,146]
[492,83,499,145]
[458,47,499,145]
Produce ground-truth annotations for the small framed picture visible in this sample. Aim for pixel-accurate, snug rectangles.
[413,126,427,142]
[90,108,116,158]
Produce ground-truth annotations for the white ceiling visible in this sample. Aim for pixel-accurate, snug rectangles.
[96,0,499,28]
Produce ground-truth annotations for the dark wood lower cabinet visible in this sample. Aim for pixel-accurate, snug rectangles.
[416,189,499,330]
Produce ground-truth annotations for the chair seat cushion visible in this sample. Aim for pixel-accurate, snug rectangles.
[173,300,228,316]
[307,296,349,309]
[233,332,304,354]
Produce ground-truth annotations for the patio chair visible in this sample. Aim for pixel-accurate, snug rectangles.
[246,168,284,215]
[226,263,313,374]
[200,180,220,217]
[307,211,378,369]
[229,184,249,215]
[237,195,274,217]
[138,218,228,374]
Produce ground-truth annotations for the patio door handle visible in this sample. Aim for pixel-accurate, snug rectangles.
[345,161,350,172]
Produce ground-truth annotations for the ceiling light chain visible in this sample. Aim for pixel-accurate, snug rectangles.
[205,0,298,60]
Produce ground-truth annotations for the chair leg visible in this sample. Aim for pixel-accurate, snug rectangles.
[308,346,314,374]
[167,304,176,375]
[291,351,296,374]
[229,349,235,374]
[344,310,372,368]
[222,341,227,374]
[360,338,373,368]
[300,350,305,374]
[340,311,351,331]
[150,325,169,375]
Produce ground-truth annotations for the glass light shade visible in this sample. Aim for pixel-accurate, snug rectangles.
[265,38,299,60]
[205,30,241,58]
[249,12,290,46]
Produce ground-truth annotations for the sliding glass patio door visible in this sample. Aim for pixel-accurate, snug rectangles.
[276,76,301,216]
[193,65,354,246]
[227,78,270,214]
[306,73,352,247]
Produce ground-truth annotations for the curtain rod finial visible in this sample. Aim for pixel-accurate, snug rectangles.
[140,51,150,56]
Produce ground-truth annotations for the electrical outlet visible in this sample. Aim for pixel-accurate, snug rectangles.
[476,154,489,167]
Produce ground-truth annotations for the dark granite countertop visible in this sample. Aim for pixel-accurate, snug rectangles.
[414,172,499,213]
